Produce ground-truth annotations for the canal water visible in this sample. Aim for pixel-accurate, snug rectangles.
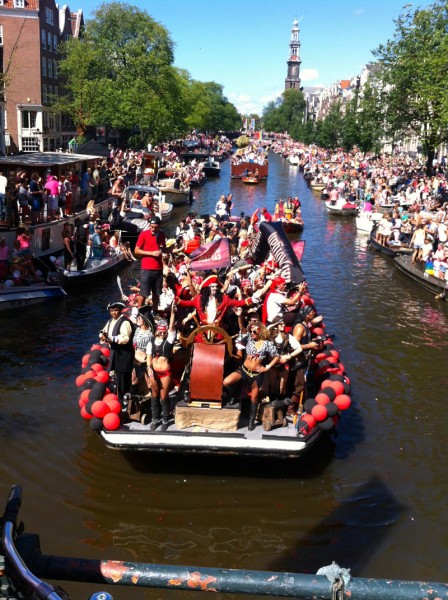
[1,152,448,599]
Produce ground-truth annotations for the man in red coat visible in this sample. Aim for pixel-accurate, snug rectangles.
[175,274,253,327]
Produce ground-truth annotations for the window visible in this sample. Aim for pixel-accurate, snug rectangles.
[22,110,37,129]
[14,0,25,7]
[48,84,52,98]
[54,86,58,97]
[48,59,53,78]
[42,84,48,104]
[41,29,46,49]
[47,35,52,51]
[22,137,39,152]
[53,34,57,52]
[45,7,54,25]
[42,57,47,76]
[53,61,57,78]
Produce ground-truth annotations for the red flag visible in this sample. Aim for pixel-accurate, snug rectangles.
[291,240,305,262]
[189,238,231,271]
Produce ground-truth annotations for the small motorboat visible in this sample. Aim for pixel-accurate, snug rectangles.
[155,178,191,205]
[202,159,221,177]
[355,211,382,234]
[395,254,448,299]
[280,219,304,233]
[368,226,412,256]
[242,175,260,185]
[325,199,358,216]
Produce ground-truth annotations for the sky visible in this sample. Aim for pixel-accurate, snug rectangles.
[78,0,434,116]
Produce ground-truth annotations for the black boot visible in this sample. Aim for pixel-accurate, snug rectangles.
[248,403,258,431]
[161,400,170,431]
[149,396,160,431]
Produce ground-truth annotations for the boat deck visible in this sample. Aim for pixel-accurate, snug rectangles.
[100,401,321,457]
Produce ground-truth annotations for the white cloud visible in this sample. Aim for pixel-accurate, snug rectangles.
[300,68,319,82]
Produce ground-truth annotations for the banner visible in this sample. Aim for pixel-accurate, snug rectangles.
[189,237,231,271]
[291,240,305,262]
[250,222,305,285]
[250,118,256,131]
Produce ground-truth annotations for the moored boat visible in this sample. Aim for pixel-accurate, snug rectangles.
[368,227,412,256]
[0,279,66,312]
[310,182,326,192]
[279,218,304,233]
[53,246,127,284]
[202,159,221,177]
[394,254,448,299]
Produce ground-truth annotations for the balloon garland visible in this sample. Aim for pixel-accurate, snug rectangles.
[293,293,352,436]
[76,343,121,431]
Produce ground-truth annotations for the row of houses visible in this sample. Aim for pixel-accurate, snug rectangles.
[0,0,83,156]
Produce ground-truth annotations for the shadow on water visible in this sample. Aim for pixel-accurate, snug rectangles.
[267,474,405,576]
[120,433,337,479]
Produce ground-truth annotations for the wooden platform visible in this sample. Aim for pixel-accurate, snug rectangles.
[175,405,240,431]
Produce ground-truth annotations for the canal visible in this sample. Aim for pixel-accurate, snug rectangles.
[1,151,447,599]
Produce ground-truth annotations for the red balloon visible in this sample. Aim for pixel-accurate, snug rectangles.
[326,356,339,365]
[96,370,110,384]
[106,400,122,414]
[315,392,331,405]
[301,294,314,306]
[103,412,121,430]
[103,393,119,405]
[91,344,102,351]
[330,350,340,359]
[101,347,111,357]
[91,363,104,373]
[334,394,351,410]
[301,412,316,428]
[312,327,324,337]
[79,389,90,405]
[83,370,96,381]
[311,404,328,422]
[328,380,345,396]
[315,352,328,363]
[80,406,93,420]
[81,354,90,368]
[338,362,345,373]
[91,400,110,418]
[75,374,86,387]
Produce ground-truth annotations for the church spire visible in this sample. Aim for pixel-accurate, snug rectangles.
[285,18,302,91]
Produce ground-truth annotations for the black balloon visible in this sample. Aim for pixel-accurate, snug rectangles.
[318,416,334,431]
[90,381,106,400]
[89,417,104,431]
[304,398,317,413]
[83,378,96,389]
[326,402,339,417]
[320,386,336,401]
[84,399,95,415]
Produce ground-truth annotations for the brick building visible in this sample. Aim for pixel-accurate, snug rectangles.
[0,0,83,154]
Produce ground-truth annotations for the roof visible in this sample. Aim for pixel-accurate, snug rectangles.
[340,80,351,89]
[0,0,38,9]
[0,152,103,168]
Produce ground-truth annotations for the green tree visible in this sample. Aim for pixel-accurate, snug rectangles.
[261,89,305,136]
[316,102,344,148]
[373,0,448,173]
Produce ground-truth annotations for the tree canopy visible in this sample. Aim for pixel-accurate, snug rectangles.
[56,2,241,144]
[373,0,448,172]
[262,89,306,136]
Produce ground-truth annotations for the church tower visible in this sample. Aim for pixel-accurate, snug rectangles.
[285,18,302,91]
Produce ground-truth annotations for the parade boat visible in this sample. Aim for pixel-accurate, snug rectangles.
[0,152,110,259]
[0,279,66,312]
[325,199,358,217]
[310,182,326,192]
[76,222,352,458]
[394,254,447,299]
[231,161,268,179]
[368,227,412,256]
